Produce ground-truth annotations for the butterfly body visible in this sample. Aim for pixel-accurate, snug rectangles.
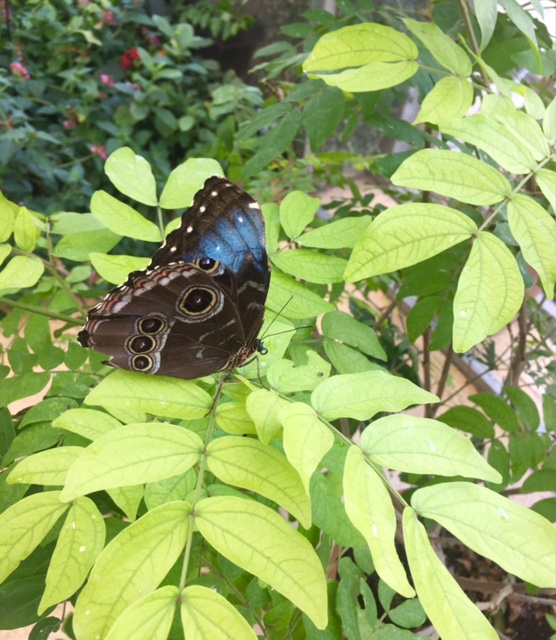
[78,177,269,379]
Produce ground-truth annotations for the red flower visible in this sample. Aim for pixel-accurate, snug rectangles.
[89,145,108,160]
[10,61,30,80]
[120,48,140,69]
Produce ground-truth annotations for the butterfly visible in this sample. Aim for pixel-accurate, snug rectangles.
[78,176,270,380]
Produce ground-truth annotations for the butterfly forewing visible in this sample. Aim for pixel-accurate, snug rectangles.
[78,177,269,380]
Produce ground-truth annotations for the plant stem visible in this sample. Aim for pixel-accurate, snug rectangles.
[0,296,82,325]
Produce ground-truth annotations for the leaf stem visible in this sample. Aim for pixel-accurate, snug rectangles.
[179,375,226,590]
[0,296,82,325]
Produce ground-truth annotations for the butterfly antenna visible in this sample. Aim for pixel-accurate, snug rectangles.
[260,296,294,341]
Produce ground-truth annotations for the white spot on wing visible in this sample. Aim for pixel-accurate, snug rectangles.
[187,226,193,233]
[237,215,244,223]
[248,202,260,209]
[199,205,206,213]
[170,246,177,252]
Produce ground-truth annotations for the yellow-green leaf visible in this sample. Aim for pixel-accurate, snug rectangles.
[453,232,524,352]
[279,191,321,239]
[245,388,290,444]
[272,249,347,284]
[311,371,438,421]
[39,497,105,614]
[52,408,122,441]
[159,158,223,209]
[196,496,328,629]
[105,586,179,640]
[278,402,334,495]
[536,168,555,211]
[267,271,334,319]
[414,77,473,125]
[344,447,415,597]
[0,256,44,295]
[361,415,501,482]
[8,446,83,486]
[508,194,555,299]
[345,203,476,282]
[412,482,556,588]
[403,508,498,640]
[84,370,212,419]
[207,436,311,528]
[392,150,511,205]
[105,147,158,206]
[91,190,161,242]
[14,206,38,252]
[60,423,203,501]
[181,585,256,640]
[73,501,190,640]
[89,253,151,285]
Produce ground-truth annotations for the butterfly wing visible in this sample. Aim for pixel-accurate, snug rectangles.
[78,177,269,379]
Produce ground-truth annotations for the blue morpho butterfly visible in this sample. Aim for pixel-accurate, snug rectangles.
[78,176,270,379]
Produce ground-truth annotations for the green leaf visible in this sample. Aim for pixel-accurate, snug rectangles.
[474,0,498,50]
[14,207,38,252]
[90,191,161,242]
[207,436,311,527]
[39,497,105,614]
[245,388,290,444]
[303,86,345,151]
[361,415,501,482]
[267,271,334,319]
[507,195,555,299]
[344,203,476,282]
[453,232,524,353]
[322,310,387,361]
[414,77,474,125]
[242,108,303,179]
[181,585,257,640]
[272,249,347,284]
[196,496,328,630]
[311,371,438,421]
[0,192,16,242]
[267,351,331,393]
[311,473,365,548]
[73,501,190,640]
[469,393,520,433]
[412,482,556,588]
[344,447,415,597]
[279,403,334,494]
[0,244,11,267]
[159,158,223,209]
[403,508,498,640]
[53,229,122,262]
[215,401,257,435]
[105,586,179,640]
[104,147,158,206]
[536,169,555,211]
[404,18,472,75]
[0,256,44,295]
[303,24,418,92]
[495,111,550,162]
[388,598,427,628]
[441,114,537,174]
[504,387,540,431]
[60,423,203,501]
[543,97,555,140]
[108,485,143,521]
[323,340,381,374]
[391,150,511,205]
[436,406,494,438]
[406,296,442,342]
[8,446,83,486]
[83,370,212,420]
[0,491,67,583]
[0,372,50,409]
[89,253,151,285]
[52,408,122,441]
[499,0,541,72]
[298,215,372,249]
[144,470,196,510]
[279,191,321,239]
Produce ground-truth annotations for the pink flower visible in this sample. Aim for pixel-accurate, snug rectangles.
[10,61,30,80]
[63,120,77,129]
[89,145,108,160]
[149,35,161,46]
[101,10,116,25]
[125,81,141,92]
[100,73,115,88]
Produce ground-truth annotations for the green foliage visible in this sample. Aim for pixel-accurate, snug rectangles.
[0,0,555,639]
[0,0,262,212]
